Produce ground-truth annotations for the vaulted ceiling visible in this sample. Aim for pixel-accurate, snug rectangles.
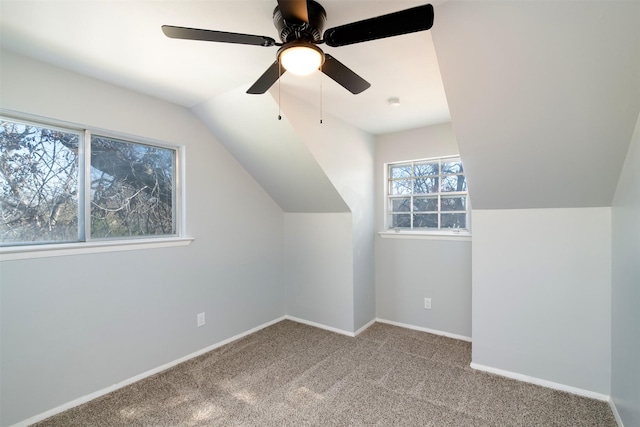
[432,1,640,209]
[0,0,449,135]
[2,1,639,211]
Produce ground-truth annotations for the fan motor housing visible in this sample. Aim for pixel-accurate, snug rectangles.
[273,0,327,43]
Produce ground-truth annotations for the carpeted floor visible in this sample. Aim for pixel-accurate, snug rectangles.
[34,320,616,426]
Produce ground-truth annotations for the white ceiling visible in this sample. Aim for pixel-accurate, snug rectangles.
[433,0,640,209]
[4,1,638,211]
[0,0,450,135]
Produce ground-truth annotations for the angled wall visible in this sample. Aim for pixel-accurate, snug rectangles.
[281,92,376,333]
[0,50,285,426]
[193,88,375,334]
[432,0,640,396]
[611,112,640,425]
[433,0,640,210]
[191,88,348,213]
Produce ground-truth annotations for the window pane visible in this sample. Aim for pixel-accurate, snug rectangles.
[389,164,411,179]
[390,179,412,195]
[441,196,466,212]
[414,176,438,194]
[413,213,438,228]
[414,196,438,212]
[414,162,438,177]
[90,136,175,238]
[390,213,411,228]
[441,213,467,229]
[440,174,467,192]
[0,119,80,245]
[387,156,469,232]
[442,159,463,174]
[390,197,411,212]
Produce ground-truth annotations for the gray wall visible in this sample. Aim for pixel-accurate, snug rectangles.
[192,87,349,213]
[0,50,286,426]
[194,87,376,335]
[431,0,639,399]
[611,112,640,425]
[432,1,640,210]
[284,213,354,333]
[472,207,612,395]
[375,123,472,338]
[283,93,376,333]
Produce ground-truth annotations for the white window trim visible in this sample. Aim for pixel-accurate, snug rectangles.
[0,110,191,257]
[0,237,194,261]
[382,155,471,239]
[377,230,471,241]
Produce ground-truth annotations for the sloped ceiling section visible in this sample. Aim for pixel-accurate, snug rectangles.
[192,87,349,213]
[432,1,640,210]
[0,0,450,136]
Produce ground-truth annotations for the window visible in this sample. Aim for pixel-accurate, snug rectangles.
[387,156,469,232]
[0,116,180,247]
[90,135,175,239]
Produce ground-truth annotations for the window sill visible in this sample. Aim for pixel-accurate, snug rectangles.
[378,231,471,241]
[0,237,194,261]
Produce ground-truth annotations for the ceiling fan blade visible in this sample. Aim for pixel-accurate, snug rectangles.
[321,54,370,94]
[277,0,309,24]
[323,4,434,47]
[162,25,276,47]
[247,61,287,94]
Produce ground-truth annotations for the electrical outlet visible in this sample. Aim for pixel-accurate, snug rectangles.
[424,298,432,310]
[197,312,205,327]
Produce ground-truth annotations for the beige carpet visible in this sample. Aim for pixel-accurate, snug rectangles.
[34,320,616,426]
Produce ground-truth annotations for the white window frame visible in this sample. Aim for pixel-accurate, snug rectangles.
[380,155,471,240]
[0,111,191,260]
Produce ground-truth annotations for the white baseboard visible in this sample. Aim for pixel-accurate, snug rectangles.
[470,362,610,402]
[10,316,468,427]
[609,398,625,427]
[10,316,287,427]
[284,315,356,337]
[354,318,377,336]
[283,316,378,337]
[12,314,623,427]
[375,318,472,342]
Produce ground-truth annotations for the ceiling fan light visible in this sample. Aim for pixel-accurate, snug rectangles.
[280,45,323,76]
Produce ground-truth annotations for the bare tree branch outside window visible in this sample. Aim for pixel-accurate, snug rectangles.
[0,120,79,244]
[387,157,468,231]
[90,136,175,238]
[0,118,177,247]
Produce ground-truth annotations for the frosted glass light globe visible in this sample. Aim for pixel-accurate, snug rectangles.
[280,46,323,75]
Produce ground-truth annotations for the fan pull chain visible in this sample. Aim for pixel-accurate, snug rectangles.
[320,65,323,124]
[278,60,282,121]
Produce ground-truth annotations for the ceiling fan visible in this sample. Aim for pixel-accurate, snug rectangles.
[162,0,434,95]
